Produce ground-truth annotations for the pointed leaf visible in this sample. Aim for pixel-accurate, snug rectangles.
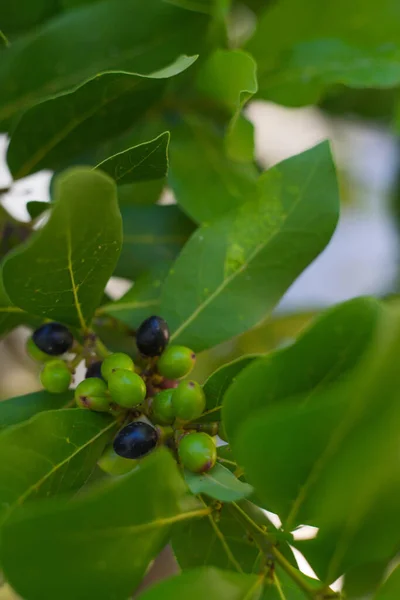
[137,567,263,600]
[3,168,122,331]
[0,409,114,527]
[0,390,73,430]
[7,57,195,179]
[0,0,208,124]
[0,276,31,337]
[94,132,170,185]
[114,204,195,280]
[161,142,339,352]
[185,463,253,502]
[375,564,400,600]
[1,449,206,600]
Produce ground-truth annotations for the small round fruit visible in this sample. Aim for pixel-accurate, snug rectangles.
[113,421,158,459]
[172,380,206,421]
[136,315,169,357]
[85,360,104,380]
[108,369,146,408]
[101,352,134,381]
[75,377,110,412]
[26,337,52,363]
[160,378,179,390]
[40,359,72,393]
[157,345,196,379]
[98,446,138,476]
[32,322,74,356]
[151,389,175,425]
[178,432,216,473]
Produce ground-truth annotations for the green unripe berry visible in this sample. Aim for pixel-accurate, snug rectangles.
[108,369,146,408]
[172,380,205,421]
[98,446,138,476]
[101,353,134,381]
[75,377,110,412]
[157,345,196,380]
[40,359,72,393]
[151,389,175,425]
[26,337,52,363]
[178,432,216,473]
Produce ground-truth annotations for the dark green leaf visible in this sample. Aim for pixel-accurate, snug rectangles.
[200,355,257,423]
[113,204,195,280]
[172,502,260,573]
[223,296,382,443]
[98,262,171,328]
[184,463,253,502]
[7,57,195,179]
[3,168,122,331]
[95,132,170,185]
[26,201,49,221]
[161,142,339,352]
[1,449,205,600]
[0,390,73,430]
[0,409,114,527]
[0,275,31,337]
[374,564,400,600]
[0,0,60,37]
[0,0,208,124]
[137,567,263,600]
[117,179,164,206]
[168,114,258,223]
[247,0,400,106]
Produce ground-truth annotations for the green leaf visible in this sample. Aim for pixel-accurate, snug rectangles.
[195,49,257,162]
[137,567,263,600]
[0,0,208,124]
[184,463,253,502]
[0,0,60,37]
[7,57,195,179]
[0,390,73,430]
[1,449,206,600]
[168,114,258,223]
[172,502,260,573]
[223,297,382,443]
[97,262,171,327]
[113,204,195,280]
[0,409,114,527]
[3,168,122,331]
[247,0,400,106]
[375,565,400,600]
[161,142,339,352]
[26,201,49,221]
[94,132,170,185]
[199,355,257,423]
[118,179,164,206]
[0,275,31,337]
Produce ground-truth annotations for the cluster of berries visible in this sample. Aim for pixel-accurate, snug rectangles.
[27,316,217,474]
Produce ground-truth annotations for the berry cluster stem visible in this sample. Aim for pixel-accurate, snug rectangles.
[228,502,341,600]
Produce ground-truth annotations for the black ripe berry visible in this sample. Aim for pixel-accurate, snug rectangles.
[32,322,74,356]
[85,360,104,380]
[113,421,158,459]
[136,316,169,357]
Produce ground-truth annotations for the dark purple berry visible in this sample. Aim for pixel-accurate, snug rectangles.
[32,322,74,356]
[136,316,169,357]
[113,421,158,459]
[85,361,104,380]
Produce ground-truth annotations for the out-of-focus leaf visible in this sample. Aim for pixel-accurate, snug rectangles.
[184,463,253,502]
[0,390,73,430]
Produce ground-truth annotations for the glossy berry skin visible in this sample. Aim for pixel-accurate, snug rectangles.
[172,380,206,421]
[151,389,175,425]
[157,345,196,380]
[85,360,104,380]
[26,337,52,363]
[75,377,110,412]
[40,359,72,393]
[113,421,158,459]
[98,446,137,476]
[32,322,74,356]
[108,369,146,408]
[178,432,216,473]
[101,353,134,381]
[136,315,169,357]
